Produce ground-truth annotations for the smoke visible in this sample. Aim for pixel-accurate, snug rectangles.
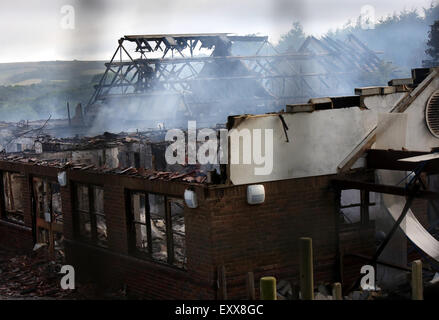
[84,31,404,135]
[84,38,283,134]
[86,94,189,134]
[1,1,435,134]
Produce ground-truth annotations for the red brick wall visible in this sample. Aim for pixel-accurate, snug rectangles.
[60,168,215,299]
[205,175,375,299]
[0,162,39,252]
[0,221,33,252]
[0,160,376,299]
[64,240,215,299]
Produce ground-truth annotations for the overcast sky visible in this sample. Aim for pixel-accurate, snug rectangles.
[0,0,436,63]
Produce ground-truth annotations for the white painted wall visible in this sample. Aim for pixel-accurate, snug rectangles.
[229,78,439,185]
[229,107,381,185]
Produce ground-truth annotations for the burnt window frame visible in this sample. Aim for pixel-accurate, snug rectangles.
[31,175,64,253]
[339,189,374,226]
[126,189,186,269]
[128,191,153,257]
[0,170,26,225]
[32,176,64,225]
[73,183,108,248]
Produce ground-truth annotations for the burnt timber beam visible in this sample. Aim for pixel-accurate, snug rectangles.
[123,34,269,44]
[95,73,352,87]
[331,178,439,200]
[366,149,439,173]
[104,52,335,67]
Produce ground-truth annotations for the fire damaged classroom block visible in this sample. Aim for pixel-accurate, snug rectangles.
[0,67,436,299]
[0,25,438,301]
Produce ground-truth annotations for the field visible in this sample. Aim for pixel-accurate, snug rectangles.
[0,61,105,122]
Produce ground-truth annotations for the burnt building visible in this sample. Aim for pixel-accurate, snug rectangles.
[1,66,438,299]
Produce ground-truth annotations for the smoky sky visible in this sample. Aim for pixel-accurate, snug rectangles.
[0,0,435,62]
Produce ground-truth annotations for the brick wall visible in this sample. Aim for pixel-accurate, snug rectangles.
[0,221,33,252]
[61,168,215,299]
[64,240,215,299]
[0,161,40,252]
[205,175,375,299]
[0,160,377,299]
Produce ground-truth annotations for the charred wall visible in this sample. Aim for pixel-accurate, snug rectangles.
[0,160,377,299]
[205,175,375,299]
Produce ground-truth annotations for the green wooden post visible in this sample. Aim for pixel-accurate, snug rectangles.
[411,260,423,300]
[332,282,342,300]
[260,276,277,300]
[300,237,314,300]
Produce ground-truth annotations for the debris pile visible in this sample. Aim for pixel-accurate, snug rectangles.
[0,154,209,184]
[0,246,128,299]
[0,246,72,299]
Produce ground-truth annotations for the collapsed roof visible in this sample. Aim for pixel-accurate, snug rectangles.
[85,33,388,127]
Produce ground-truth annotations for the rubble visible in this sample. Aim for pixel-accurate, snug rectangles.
[0,246,126,299]
[0,154,208,184]
[0,246,71,299]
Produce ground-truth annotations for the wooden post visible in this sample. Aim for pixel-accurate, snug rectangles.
[260,276,277,300]
[332,282,342,300]
[411,260,423,300]
[299,237,314,300]
[246,272,255,300]
[217,265,228,300]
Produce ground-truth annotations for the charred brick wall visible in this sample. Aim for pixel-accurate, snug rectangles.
[0,221,33,252]
[0,161,60,252]
[205,175,375,299]
[61,169,215,299]
[0,160,377,299]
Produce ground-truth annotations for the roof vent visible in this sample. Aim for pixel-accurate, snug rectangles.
[426,90,439,138]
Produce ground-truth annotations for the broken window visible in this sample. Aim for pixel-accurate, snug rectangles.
[131,192,152,254]
[129,192,186,268]
[32,177,64,253]
[75,184,107,247]
[169,198,186,268]
[149,193,167,262]
[33,178,63,225]
[1,171,25,224]
[340,190,374,225]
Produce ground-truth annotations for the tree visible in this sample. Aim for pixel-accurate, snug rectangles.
[276,22,306,52]
[425,20,439,66]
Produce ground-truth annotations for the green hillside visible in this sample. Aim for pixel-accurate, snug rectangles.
[0,61,105,122]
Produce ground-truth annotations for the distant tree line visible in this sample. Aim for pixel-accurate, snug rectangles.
[277,2,439,76]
